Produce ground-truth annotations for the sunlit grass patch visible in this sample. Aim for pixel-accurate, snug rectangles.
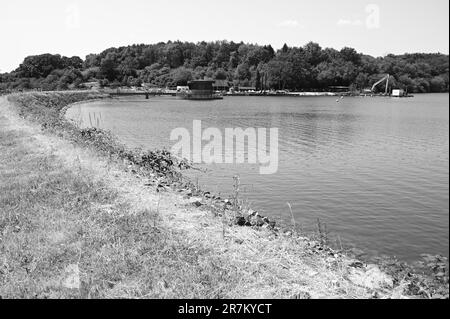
[0,121,253,299]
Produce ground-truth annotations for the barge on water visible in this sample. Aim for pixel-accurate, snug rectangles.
[177,80,223,100]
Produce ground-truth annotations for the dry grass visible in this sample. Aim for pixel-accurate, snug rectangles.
[1,93,446,299]
[0,123,362,299]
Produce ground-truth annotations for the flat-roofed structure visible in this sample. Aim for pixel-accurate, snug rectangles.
[392,89,405,97]
[187,80,217,100]
[238,86,257,92]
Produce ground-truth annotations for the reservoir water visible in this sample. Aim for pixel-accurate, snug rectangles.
[67,94,449,262]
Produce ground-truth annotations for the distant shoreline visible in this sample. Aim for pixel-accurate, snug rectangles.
[4,88,450,98]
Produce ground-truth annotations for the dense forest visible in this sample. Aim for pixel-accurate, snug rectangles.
[1,41,449,93]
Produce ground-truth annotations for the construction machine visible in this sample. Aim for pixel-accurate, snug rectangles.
[371,74,390,95]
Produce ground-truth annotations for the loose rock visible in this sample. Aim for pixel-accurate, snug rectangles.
[348,264,394,290]
[189,197,203,207]
[62,264,80,290]
[235,216,247,226]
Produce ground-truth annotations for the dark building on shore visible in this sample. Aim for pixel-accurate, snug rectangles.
[186,80,222,100]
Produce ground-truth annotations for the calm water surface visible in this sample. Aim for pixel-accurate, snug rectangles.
[67,94,449,261]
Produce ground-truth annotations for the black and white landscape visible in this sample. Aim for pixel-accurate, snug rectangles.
[0,0,448,302]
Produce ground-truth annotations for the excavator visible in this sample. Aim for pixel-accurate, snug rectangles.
[371,74,390,95]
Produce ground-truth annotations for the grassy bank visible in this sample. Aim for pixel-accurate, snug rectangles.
[0,92,448,299]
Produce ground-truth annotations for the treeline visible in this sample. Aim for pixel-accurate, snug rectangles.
[1,41,449,93]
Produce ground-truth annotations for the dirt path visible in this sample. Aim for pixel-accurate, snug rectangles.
[0,96,386,299]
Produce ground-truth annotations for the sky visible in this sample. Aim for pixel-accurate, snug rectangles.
[0,0,449,72]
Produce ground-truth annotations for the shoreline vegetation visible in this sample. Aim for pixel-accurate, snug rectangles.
[0,91,448,299]
[1,42,448,95]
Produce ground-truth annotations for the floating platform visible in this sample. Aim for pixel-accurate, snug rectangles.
[176,92,223,100]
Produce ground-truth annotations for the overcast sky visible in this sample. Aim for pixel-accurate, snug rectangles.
[1,0,449,72]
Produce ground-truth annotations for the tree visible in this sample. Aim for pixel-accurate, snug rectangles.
[340,47,362,65]
[255,70,261,91]
[303,42,324,66]
[16,54,66,78]
[214,68,228,80]
[266,59,292,90]
[170,67,193,85]
[355,73,369,89]
[100,52,118,81]
[430,76,446,92]
[235,63,251,83]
